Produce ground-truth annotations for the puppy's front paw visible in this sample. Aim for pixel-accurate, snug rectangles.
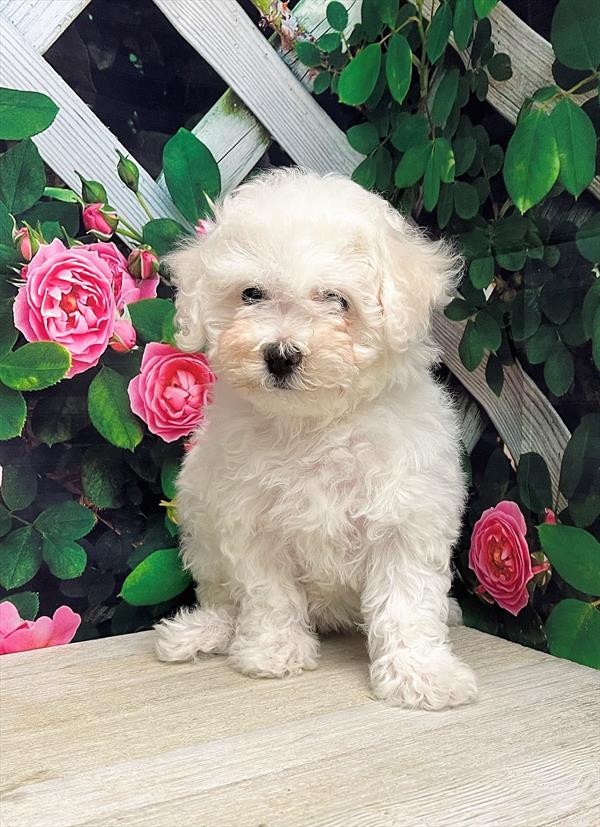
[154,606,234,662]
[371,648,478,710]
[228,629,319,678]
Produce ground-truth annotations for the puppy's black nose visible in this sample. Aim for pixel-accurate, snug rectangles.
[263,343,302,379]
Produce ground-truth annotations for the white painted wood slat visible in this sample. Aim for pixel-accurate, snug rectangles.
[0,17,189,235]
[155,0,361,194]
[0,0,91,54]
[152,0,362,178]
[434,313,570,509]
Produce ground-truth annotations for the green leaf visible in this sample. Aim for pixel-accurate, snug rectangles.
[121,547,192,606]
[326,0,348,30]
[128,298,176,344]
[474,309,501,351]
[0,342,71,391]
[549,98,596,198]
[379,0,399,27]
[338,44,382,106]
[517,452,552,514]
[42,537,87,580]
[1,462,37,511]
[3,591,39,621]
[386,34,412,105]
[0,301,17,360]
[88,366,143,451]
[423,138,455,212]
[0,506,11,538]
[436,183,454,229]
[569,491,600,529]
[444,298,473,321]
[394,141,431,188]
[295,40,322,68]
[593,308,600,371]
[454,181,479,219]
[31,389,89,446]
[351,156,377,189]
[539,524,600,595]
[551,0,600,71]
[469,255,494,288]
[453,0,474,50]
[431,68,459,127]
[474,0,497,18]
[0,527,42,590]
[43,186,79,203]
[318,32,341,54]
[81,446,127,510]
[312,71,331,95]
[346,123,380,155]
[163,128,220,224]
[0,385,26,439]
[20,200,80,237]
[0,89,58,140]
[525,324,557,365]
[540,274,572,324]
[560,414,600,499]
[142,218,188,257]
[161,456,180,500]
[503,109,559,213]
[510,287,541,341]
[427,2,453,63]
[458,320,484,371]
[373,146,392,191]
[582,280,600,338]
[485,352,503,396]
[560,309,587,347]
[484,144,503,177]
[487,53,512,81]
[35,501,96,540]
[576,214,600,263]
[391,113,427,153]
[544,342,574,396]
[0,139,46,214]
[453,136,477,176]
[545,599,600,668]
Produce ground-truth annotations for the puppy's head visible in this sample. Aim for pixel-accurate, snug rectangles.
[166,169,461,418]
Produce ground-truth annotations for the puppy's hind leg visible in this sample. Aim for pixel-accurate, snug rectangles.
[155,585,236,663]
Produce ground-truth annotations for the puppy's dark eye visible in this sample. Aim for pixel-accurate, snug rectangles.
[323,291,349,311]
[242,287,264,304]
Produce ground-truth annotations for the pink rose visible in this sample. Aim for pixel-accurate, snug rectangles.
[0,602,81,655]
[13,239,116,377]
[110,318,136,353]
[127,246,159,280]
[544,508,557,525]
[85,242,158,309]
[128,342,215,442]
[469,501,533,616]
[82,202,118,240]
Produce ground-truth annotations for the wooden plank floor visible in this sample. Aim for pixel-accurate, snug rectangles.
[1,627,598,827]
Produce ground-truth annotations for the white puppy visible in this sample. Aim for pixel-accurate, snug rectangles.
[154,169,478,710]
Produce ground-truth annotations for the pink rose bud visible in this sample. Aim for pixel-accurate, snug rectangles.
[82,202,119,241]
[544,508,557,524]
[13,225,41,262]
[127,246,159,280]
[195,219,213,238]
[109,318,136,353]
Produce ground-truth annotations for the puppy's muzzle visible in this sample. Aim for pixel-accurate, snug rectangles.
[263,342,303,380]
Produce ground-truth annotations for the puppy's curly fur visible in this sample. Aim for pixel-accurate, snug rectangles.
[154,169,478,710]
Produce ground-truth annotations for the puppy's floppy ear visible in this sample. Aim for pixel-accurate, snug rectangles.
[163,240,208,352]
[378,205,463,350]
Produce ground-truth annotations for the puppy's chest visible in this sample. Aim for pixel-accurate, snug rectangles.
[227,437,371,545]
